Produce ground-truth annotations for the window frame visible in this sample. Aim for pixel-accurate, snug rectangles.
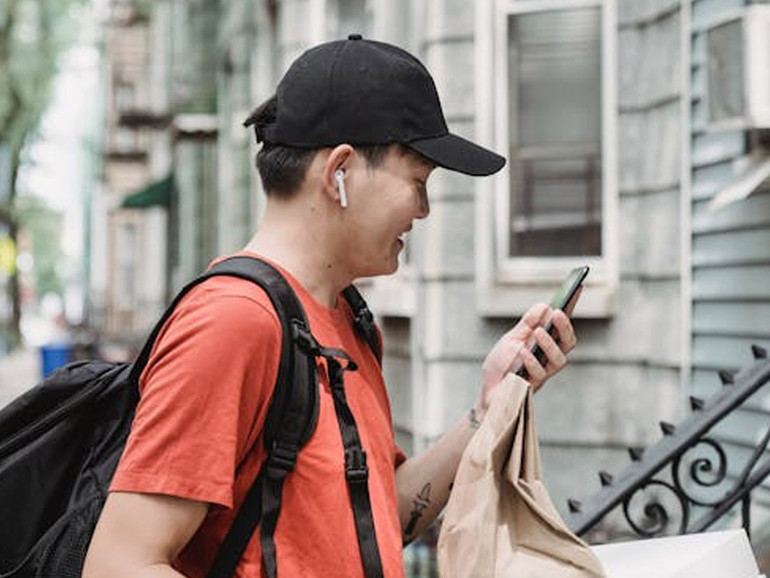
[476,0,619,317]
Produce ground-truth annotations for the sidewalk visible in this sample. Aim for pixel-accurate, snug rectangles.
[0,347,40,410]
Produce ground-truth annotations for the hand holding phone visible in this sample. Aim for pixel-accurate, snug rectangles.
[515,266,589,378]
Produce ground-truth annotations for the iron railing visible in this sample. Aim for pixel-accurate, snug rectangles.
[567,346,770,541]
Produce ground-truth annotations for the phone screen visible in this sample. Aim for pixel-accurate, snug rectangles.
[549,266,590,310]
[515,266,589,378]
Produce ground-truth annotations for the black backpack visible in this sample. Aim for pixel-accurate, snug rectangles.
[0,256,385,578]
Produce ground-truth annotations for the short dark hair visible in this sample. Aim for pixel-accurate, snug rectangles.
[248,95,393,197]
[255,144,316,197]
[255,143,393,198]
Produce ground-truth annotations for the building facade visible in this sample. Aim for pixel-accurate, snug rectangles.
[96,1,171,345]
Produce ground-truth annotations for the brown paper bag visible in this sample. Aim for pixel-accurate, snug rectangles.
[437,374,607,578]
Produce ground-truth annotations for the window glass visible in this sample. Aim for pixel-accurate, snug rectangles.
[116,224,137,311]
[326,0,373,39]
[507,7,602,258]
[706,18,744,124]
[114,82,138,152]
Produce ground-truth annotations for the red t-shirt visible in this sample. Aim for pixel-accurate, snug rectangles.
[111,253,406,577]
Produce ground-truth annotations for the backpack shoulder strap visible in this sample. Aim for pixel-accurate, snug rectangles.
[205,256,319,453]
[341,285,382,364]
[128,256,308,385]
[200,256,321,578]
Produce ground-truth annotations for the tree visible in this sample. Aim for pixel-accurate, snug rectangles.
[0,0,85,344]
[15,194,64,298]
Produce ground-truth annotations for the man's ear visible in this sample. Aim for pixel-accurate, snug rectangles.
[323,144,354,206]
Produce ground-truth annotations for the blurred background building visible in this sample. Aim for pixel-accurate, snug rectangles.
[2,0,770,574]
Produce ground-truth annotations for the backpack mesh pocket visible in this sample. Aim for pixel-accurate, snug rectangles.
[37,494,104,578]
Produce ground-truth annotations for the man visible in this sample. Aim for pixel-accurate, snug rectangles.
[83,36,577,577]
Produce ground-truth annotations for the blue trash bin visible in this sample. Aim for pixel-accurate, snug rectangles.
[40,343,72,378]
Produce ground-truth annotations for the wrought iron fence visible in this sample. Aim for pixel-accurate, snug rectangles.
[566,346,770,542]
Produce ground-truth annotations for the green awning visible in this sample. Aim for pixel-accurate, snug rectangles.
[122,174,173,208]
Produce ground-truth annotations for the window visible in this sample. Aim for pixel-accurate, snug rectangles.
[505,8,602,258]
[304,0,373,44]
[326,0,373,38]
[476,0,617,316]
[706,17,743,127]
[114,81,138,152]
[115,223,138,311]
[320,0,413,46]
[704,6,770,131]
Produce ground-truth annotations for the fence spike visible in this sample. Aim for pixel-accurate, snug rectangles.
[568,499,582,514]
[660,421,676,435]
[752,344,767,359]
[599,471,614,486]
[628,446,644,461]
[718,369,736,386]
[690,396,705,411]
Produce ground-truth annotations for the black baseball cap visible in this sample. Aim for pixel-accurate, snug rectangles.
[244,35,505,177]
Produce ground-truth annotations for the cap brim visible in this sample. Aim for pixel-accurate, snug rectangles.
[406,133,506,176]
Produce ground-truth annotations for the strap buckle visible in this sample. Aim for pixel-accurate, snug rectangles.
[291,320,319,355]
[344,448,369,483]
[267,442,298,480]
[354,305,374,328]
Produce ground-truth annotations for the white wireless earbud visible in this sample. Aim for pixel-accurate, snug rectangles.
[334,169,348,208]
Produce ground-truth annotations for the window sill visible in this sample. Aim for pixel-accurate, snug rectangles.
[356,275,416,318]
[476,278,618,319]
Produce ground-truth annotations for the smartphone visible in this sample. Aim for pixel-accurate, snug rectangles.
[515,266,589,378]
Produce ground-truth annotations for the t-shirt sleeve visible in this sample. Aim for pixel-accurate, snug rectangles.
[111,282,282,509]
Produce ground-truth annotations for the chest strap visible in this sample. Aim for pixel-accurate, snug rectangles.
[326,353,385,578]
[257,327,384,578]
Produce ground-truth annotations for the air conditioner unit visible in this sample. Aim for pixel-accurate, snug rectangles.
[705,6,770,131]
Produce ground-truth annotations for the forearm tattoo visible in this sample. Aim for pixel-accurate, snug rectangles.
[403,482,432,544]
[468,407,482,429]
